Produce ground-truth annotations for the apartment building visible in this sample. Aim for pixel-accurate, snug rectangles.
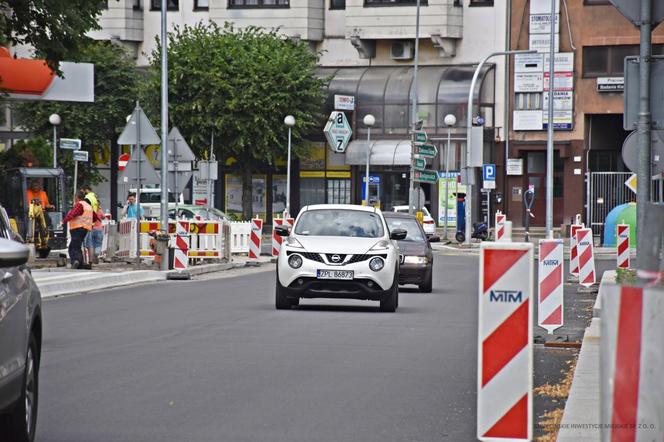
[93,0,508,222]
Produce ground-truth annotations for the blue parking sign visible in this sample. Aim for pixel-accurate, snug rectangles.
[483,164,496,181]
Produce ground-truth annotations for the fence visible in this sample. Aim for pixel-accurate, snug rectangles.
[229,221,251,254]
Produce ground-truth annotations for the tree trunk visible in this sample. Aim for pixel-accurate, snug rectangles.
[242,165,252,220]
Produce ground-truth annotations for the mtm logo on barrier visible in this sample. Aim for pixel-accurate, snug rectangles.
[538,239,564,334]
[478,242,533,441]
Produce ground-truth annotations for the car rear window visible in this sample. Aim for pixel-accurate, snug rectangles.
[385,218,425,242]
[294,209,384,238]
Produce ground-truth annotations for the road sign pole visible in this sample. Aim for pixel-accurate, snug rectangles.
[160,0,169,270]
[545,0,556,239]
[73,160,78,202]
[637,0,653,271]
[365,126,371,206]
[408,0,421,216]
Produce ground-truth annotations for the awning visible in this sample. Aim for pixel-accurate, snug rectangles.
[344,140,413,166]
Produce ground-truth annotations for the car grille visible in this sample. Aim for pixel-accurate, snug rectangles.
[347,254,388,264]
[287,252,387,265]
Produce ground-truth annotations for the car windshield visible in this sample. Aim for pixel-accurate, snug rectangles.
[294,209,384,238]
[385,218,425,242]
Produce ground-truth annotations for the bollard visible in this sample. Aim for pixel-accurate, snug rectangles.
[538,239,564,334]
[477,242,533,441]
[569,223,583,278]
[616,224,630,269]
[576,228,596,288]
[249,218,263,260]
[172,220,189,270]
[495,211,507,242]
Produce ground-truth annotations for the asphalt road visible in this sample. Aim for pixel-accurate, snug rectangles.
[37,254,479,442]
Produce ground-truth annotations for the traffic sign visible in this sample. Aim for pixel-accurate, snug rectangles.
[59,138,81,150]
[483,164,496,181]
[73,150,88,162]
[413,157,426,171]
[625,173,637,194]
[118,153,130,171]
[621,129,664,174]
[118,104,161,146]
[609,0,664,27]
[413,170,438,183]
[415,144,437,158]
[482,180,496,190]
[414,131,427,143]
[323,111,352,153]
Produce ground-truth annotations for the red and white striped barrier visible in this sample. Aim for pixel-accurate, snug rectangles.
[478,242,533,441]
[173,220,189,270]
[495,211,507,242]
[249,218,263,260]
[616,224,630,269]
[538,239,564,334]
[272,217,294,257]
[116,219,137,258]
[601,284,664,442]
[576,228,596,287]
[569,223,583,277]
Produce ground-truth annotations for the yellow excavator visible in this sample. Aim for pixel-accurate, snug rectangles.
[0,168,68,258]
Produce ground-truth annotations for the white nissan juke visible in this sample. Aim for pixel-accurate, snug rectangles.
[275,204,406,312]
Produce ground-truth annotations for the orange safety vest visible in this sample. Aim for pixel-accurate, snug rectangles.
[69,201,93,231]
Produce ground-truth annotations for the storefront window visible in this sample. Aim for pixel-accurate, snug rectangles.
[272,175,287,217]
[327,179,351,204]
[300,178,326,207]
[224,174,266,218]
[380,172,409,211]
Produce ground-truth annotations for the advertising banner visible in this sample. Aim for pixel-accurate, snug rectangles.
[438,172,464,227]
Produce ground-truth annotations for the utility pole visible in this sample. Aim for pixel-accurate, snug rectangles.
[159,0,169,270]
[409,0,421,215]
[545,0,556,239]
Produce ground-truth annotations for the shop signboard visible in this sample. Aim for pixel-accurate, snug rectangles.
[597,77,624,92]
[543,110,574,130]
[530,0,559,14]
[324,111,352,153]
[334,95,355,111]
[544,71,574,91]
[513,110,544,131]
[515,73,544,93]
[544,52,575,72]
[515,53,544,73]
[530,34,560,53]
[543,90,574,111]
[530,14,560,34]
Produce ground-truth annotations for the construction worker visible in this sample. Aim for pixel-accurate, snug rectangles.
[26,180,55,210]
[63,190,93,269]
[81,185,99,212]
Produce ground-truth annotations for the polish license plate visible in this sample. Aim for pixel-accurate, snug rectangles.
[316,270,354,280]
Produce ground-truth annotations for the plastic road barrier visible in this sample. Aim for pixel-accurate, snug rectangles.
[616,224,630,269]
[538,239,564,334]
[173,220,189,270]
[249,218,263,259]
[272,217,294,257]
[117,219,137,258]
[229,221,251,254]
[495,211,507,242]
[576,228,596,287]
[569,223,583,277]
[478,242,533,441]
[601,284,664,442]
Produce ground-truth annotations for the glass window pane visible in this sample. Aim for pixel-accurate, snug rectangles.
[527,152,546,173]
[272,175,287,217]
[300,178,326,207]
[385,67,412,104]
[610,45,638,75]
[583,46,608,77]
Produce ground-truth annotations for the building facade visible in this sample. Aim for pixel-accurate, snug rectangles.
[93,0,510,222]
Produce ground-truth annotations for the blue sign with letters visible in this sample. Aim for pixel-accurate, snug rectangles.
[483,164,496,181]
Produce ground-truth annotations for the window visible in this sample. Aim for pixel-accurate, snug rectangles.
[194,0,209,9]
[583,44,664,77]
[330,0,345,9]
[364,0,427,6]
[229,0,289,8]
[294,209,385,238]
[133,0,142,9]
[327,179,351,204]
[151,0,178,10]
[515,93,542,111]
[469,0,493,6]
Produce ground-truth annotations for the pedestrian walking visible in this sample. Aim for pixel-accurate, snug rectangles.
[121,192,144,219]
[63,190,94,269]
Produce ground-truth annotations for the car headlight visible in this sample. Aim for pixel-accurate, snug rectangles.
[369,240,390,251]
[403,256,428,265]
[369,257,385,272]
[286,237,304,248]
[288,254,303,269]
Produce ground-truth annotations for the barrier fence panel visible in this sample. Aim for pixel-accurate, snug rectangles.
[230,221,251,254]
[117,219,137,259]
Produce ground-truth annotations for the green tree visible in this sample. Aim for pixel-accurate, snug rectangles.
[0,0,106,69]
[141,22,327,219]
[15,40,138,185]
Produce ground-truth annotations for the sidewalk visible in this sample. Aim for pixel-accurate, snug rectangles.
[432,241,628,261]
[34,255,274,298]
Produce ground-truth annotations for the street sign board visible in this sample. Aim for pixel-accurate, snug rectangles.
[482,180,496,190]
[167,127,196,162]
[621,130,664,174]
[624,56,664,130]
[415,144,437,158]
[323,111,352,153]
[414,169,438,183]
[414,131,427,143]
[625,174,637,194]
[119,147,161,186]
[73,150,88,162]
[59,138,81,150]
[118,153,130,171]
[482,164,496,181]
[609,0,664,27]
[118,104,161,146]
[413,158,426,171]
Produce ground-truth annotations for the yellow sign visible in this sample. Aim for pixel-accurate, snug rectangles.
[300,171,325,178]
[625,174,637,194]
[326,171,351,178]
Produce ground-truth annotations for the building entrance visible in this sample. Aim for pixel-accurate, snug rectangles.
[522,151,564,227]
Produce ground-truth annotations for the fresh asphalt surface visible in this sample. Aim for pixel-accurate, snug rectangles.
[37,254,479,442]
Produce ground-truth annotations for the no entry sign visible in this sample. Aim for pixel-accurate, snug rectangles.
[118,153,130,171]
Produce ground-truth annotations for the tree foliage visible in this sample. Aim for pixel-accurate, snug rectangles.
[0,0,105,69]
[15,40,138,185]
[141,22,327,218]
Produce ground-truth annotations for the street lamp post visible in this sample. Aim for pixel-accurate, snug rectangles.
[443,114,456,241]
[363,114,376,206]
[49,113,61,168]
[284,115,295,217]
[465,49,536,245]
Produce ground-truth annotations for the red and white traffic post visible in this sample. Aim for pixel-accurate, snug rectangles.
[249,217,263,260]
[538,239,564,334]
[272,217,295,257]
[576,228,596,288]
[601,284,664,442]
[173,220,189,270]
[616,224,630,269]
[494,211,509,242]
[569,223,583,279]
[478,242,533,441]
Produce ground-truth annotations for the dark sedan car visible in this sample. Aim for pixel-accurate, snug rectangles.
[384,213,435,292]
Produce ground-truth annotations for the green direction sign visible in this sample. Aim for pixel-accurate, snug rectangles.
[414,131,427,143]
[413,158,426,171]
[415,144,437,158]
[414,170,438,183]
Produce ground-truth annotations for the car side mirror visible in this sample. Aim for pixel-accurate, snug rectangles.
[427,235,440,243]
[390,229,407,240]
[0,238,30,267]
[274,225,290,237]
